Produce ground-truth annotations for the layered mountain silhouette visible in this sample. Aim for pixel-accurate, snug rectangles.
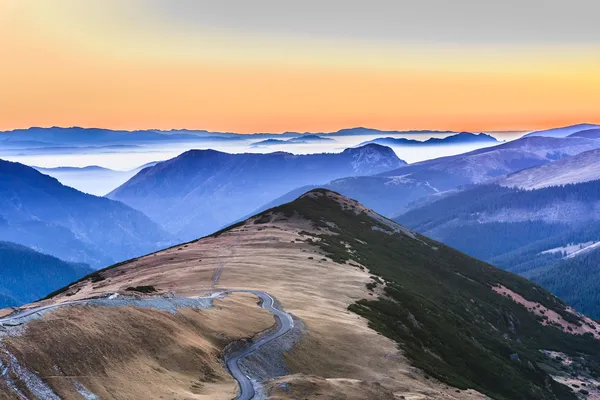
[107,144,405,239]
[256,135,600,218]
[0,159,172,267]
[359,132,498,147]
[523,123,600,138]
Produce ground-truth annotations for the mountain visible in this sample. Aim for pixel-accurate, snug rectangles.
[259,136,600,218]
[360,132,498,147]
[523,123,600,138]
[6,189,599,400]
[0,241,93,306]
[107,144,406,239]
[568,128,600,139]
[327,127,457,136]
[501,148,600,189]
[397,179,600,274]
[0,159,172,267]
[0,126,459,148]
[288,134,334,143]
[251,134,334,147]
[526,245,600,320]
[251,138,287,146]
[34,162,159,196]
[0,126,243,147]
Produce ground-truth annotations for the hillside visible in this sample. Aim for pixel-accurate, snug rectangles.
[568,128,600,139]
[255,135,600,218]
[2,190,598,399]
[527,245,600,319]
[107,144,405,240]
[0,159,172,267]
[396,181,600,282]
[0,241,92,306]
[523,123,600,138]
[501,148,600,189]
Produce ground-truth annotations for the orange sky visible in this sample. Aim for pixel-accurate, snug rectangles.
[1,1,599,133]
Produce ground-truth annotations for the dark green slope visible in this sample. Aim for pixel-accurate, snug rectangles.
[0,241,93,305]
[266,189,599,400]
[528,246,600,320]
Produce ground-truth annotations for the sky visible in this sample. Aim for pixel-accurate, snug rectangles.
[1,0,599,133]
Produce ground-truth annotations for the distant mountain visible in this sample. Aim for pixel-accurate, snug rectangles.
[107,144,406,239]
[0,241,93,306]
[261,136,600,219]
[251,134,334,147]
[33,162,159,196]
[397,180,600,274]
[0,126,244,147]
[0,159,172,267]
[568,128,600,139]
[522,123,600,138]
[251,138,287,146]
[0,126,462,148]
[327,127,457,136]
[360,132,498,147]
[289,134,334,143]
[501,148,600,189]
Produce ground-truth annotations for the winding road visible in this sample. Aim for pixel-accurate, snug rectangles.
[0,290,294,400]
[224,290,295,400]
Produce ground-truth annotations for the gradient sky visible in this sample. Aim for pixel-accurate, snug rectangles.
[1,0,599,133]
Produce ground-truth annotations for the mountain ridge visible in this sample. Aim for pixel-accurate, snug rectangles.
[107,144,406,239]
[0,158,172,267]
[25,188,600,400]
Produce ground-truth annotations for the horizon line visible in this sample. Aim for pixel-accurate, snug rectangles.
[2,123,597,136]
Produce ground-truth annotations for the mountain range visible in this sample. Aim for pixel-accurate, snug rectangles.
[251,134,335,147]
[0,126,469,149]
[501,147,600,189]
[0,158,172,267]
[523,123,600,138]
[255,135,600,218]
[107,144,405,239]
[359,132,498,147]
[396,145,600,318]
[2,190,598,400]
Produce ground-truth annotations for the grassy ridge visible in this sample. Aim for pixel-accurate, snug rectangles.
[272,189,599,400]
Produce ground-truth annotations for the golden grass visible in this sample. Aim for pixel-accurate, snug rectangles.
[2,293,272,400]
[13,214,486,399]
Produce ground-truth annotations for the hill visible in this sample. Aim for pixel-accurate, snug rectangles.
[396,181,600,294]
[527,245,600,319]
[107,144,405,240]
[0,159,172,267]
[501,148,600,189]
[568,128,600,139]
[523,123,600,138]
[0,241,92,306]
[257,136,600,218]
[4,189,599,399]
